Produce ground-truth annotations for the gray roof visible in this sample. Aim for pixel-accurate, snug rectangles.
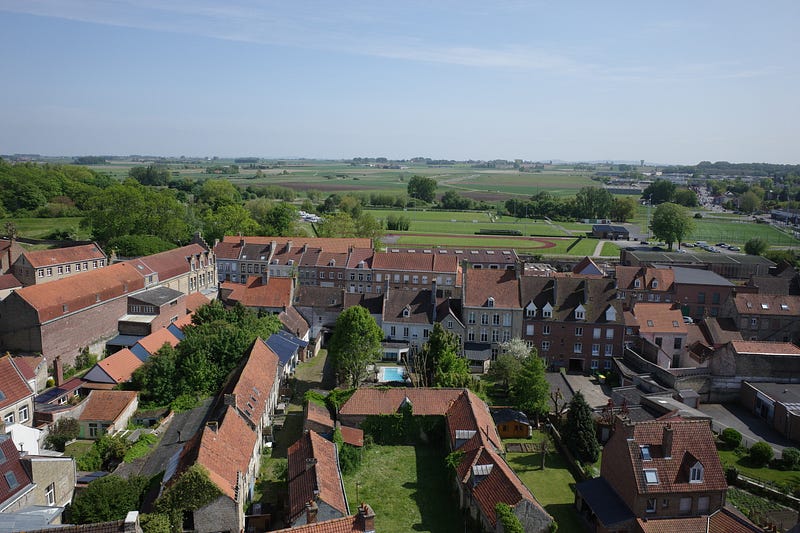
[628,249,775,266]
[576,477,634,527]
[129,286,184,306]
[668,266,734,286]
[745,382,800,413]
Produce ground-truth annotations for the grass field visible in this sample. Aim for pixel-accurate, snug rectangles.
[504,432,584,532]
[718,448,800,489]
[370,209,570,237]
[690,218,798,246]
[342,445,464,533]
[600,242,621,257]
[4,216,89,239]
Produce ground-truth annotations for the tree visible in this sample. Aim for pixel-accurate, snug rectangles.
[201,204,260,243]
[720,428,742,449]
[574,186,613,219]
[642,179,677,205]
[650,202,694,250]
[197,179,242,209]
[386,214,410,231]
[410,323,464,387]
[439,190,473,210]
[563,391,600,464]
[69,475,149,524]
[407,175,437,203]
[328,306,383,387]
[744,237,768,256]
[748,441,774,467]
[354,212,384,240]
[108,234,175,256]
[610,196,637,222]
[510,353,549,421]
[673,189,699,207]
[739,191,761,214]
[129,165,169,186]
[433,348,471,388]
[317,212,356,238]
[488,353,522,390]
[44,417,80,452]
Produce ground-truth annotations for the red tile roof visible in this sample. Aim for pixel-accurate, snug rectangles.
[288,430,348,523]
[280,306,310,338]
[79,390,138,422]
[23,243,105,268]
[14,262,145,322]
[306,402,334,432]
[136,328,180,357]
[0,356,34,410]
[220,236,371,255]
[0,435,33,506]
[339,388,463,417]
[730,340,800,356]
[616,266,675,292]
[464,268,520,308]
[635,516,708,532]
[12,355,41,382]
[632,303,687,334]
[0,273,22,290]
[272,514,366,533]
[733,293,800,315]
[185,291,211,313]
[95,349,144,384]
[339,426,364,447]
[372,251,458,273]
[345,248,374,268]
[446,389,502,452]
[220,276,292,309]
[228,338,280,428]
[126,243,208,282]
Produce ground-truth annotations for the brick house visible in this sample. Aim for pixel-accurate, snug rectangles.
[462,268,521,365]
[219,276,294,313]
[724,293,800,344]
[12,243,106,286]
[708,341,800,401]
[372,249,461,297]
[272,503,376,533]
[616,266,675,308]
[116,286,187,338]
[166,337,281,533]
[78,390,138,439]
[125,239,217,297]
[0,355,35,428]
[20,453,77,514]
[381,287,459,355]
[626,303,688,369]
[520,275,624,373]
[741,381,800,443]
[575,416,736,532]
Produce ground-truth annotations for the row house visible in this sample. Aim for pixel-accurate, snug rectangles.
[126,238,216,297]
[723,293,800,344]
[520,275,624,373]
[626,303,689,369]
[372,249,461,297]
[0,355,35,428]
[12,243,107,286]
[462,269,521,366]
[381,286,464,355]
[167,337,281,533]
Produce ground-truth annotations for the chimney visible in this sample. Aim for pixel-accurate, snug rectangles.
[286,240,293,253]
[207,421,219,432]
[123,511,140,533]
[359,503,376,533]
[224,393,237,407]
[305,457,317,471]
[662,423,673,458]
[302,243,308,253]
[305,500,318,524]
[54,356,64,387]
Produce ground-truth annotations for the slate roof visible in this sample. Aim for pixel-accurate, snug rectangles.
[84,349,143,384]
[491,408,530,427]
[128,286,183,307]
[342,293,384,315]
[576,477,635,528]
[287,430,348,524]
[22,243,105,268]
[12,262,145,323]
[79,390,137,422]
[464,268,520,308]
[669,266,735,287]
[265,331,306,366]
[0,356,34,410]
[520,275,621,322]
[730,341,800,356]
[631,303,687,334]
[733,293,800,315]
[126,243,209,282]
[220,276,293,309]
[339,388,463,417]
[615,266,675,292]
[382,289,436,324]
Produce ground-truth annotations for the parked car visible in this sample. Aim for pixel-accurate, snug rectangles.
[729,246,741,252]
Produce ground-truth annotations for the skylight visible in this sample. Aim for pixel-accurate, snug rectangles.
[644,469,659,484]
[762,303,770,309]
[781,304,790,311]
[647,320,654,327]
[641,446,652,460]
[672,321,679,327]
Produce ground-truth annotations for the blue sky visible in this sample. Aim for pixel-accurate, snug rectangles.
[0,1,797,164]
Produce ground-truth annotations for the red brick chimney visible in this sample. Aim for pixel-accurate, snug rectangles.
[359,502,376,533]
[54,356,64,387]
[662,423,673,459]
[305,500,318,524]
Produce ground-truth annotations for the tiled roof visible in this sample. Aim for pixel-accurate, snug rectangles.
[339,426,364,447]
[279,306,310,337]
[611,418,727,496]
[287,430,348,523]
[573,256,605,276]
[730,340,800,356]
[306,402,334,432]
[22,243,105,268]
[220,236,371,254]
[0,273,22,290]
[700,317,742,346]
[635,516,708,532]
[220,276,292,309]
[227,338,280,428]
[615,266,675,292]
[345,248,374,269]
[631,303,687,334]
[126,243,209,282]
[93,349,143,384]
[0,355,34,410]
[79,390,138,422]
[12,355,41,382]
[464,269,520,308]
[382,289,436,325]
[372,251,459,273]
[733,293,800,315]
[135,328,180,358]
[707,506,762,532]
[446,389,502,452]
[13,262,145,322]
[271,514,366,533]
[212,239,242,260]
[185,291,211,312]
[0,435,33,508]
[520,275,621,323]
[339,388,463,417]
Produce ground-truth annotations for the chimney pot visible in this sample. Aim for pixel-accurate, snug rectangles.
[359,502,376,533]
[305,500,318,524]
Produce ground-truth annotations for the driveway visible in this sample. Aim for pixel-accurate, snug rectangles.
[697,403,795,453]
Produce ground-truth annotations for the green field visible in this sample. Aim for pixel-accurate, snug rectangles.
[690,218,798,246]
[342,445,464,533]
[370,209,571,237]
[4,217,89,239]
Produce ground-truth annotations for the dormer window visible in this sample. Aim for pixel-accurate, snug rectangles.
[487,297,495,308]
[525,302,537,317]
[402,307,411,318]
[543,303,553,319]
[575,304,586,321]
[328,259,335,267]
[634,279,641,288]
[652,279,658,289]
[689,462,704,483]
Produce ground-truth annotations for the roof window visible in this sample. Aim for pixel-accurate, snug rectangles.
[641,445,652,460]
[644,469,659,484]
[646,320,654,327]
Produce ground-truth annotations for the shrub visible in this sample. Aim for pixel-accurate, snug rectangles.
[45,417,80,452]
[720,428,742,449]
[781,448,800,471]
[748,441,774,467]
[495,503,524,533]
[725,466,739,485]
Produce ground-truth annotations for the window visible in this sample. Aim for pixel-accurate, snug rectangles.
[590,359,599,369]
[697,496,709,513]
[329,272,334,279]
[526,324,534,336]
[46,482,55,505]
[679,497,692,514]
[646,498,656,513]
[350,272,357,280]
[634,279,641,288]
[543,307,552,318]
[503,313,511,326]
[468,330,475,341]
[492,329,500,342]
[468,312,475,324]
[46,267,52,276]
[542,325,551,335]
[526,307,535,317]
[606,329,614,339]
[575,327,583,336]
[403,275,409,283]
[423,329,429,338]
[57,266,63,274]
[712,292,720,304]
[319,272,325,279]
[641,445,652,460]
[390,326,396,337]
[674,338,683,350]
[662,498,670,509]
[605,344,613,356]
[652,279,658,288]
[481,314,489,325]
[697,292,706,304]
[487,297,495,308]
[18,405,28,423]
[492,313,500,325]
[3,412,14,425]
[37,269,44,277]
[750,317,758,328]
[4,472,18,490]
[394,274,400,282]
[503,330,511,342]
[412,275,418,284]
[593,328,601,339]
[646,320,654,327]
[573,343,582,354]
[421,276,427,284]
[644,469,659,484]
[89,422,99,438]
[403,327,409,338]
[446,320,453,329]
[541,341,550,351]
[592,344,600,356]
[575,309,585,320]
[690,462,704,483]
[604,360,612,370]
[480,329,488,342]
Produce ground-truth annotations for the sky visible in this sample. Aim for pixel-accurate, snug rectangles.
[0,1,798,164]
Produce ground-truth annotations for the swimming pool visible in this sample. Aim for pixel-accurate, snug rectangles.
[379,366,406,382]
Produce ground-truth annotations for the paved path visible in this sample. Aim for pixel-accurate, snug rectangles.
[698,403,794,453]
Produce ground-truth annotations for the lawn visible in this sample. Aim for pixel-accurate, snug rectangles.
[5,216,89,239]
[600,242,621,257]
[690,218,798,247]
[504,432,584,532]
[342,445,464,533]
[718,448,800,490]
[391,234,584,255]
[369,209,569,237]
[64,440,95,461]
